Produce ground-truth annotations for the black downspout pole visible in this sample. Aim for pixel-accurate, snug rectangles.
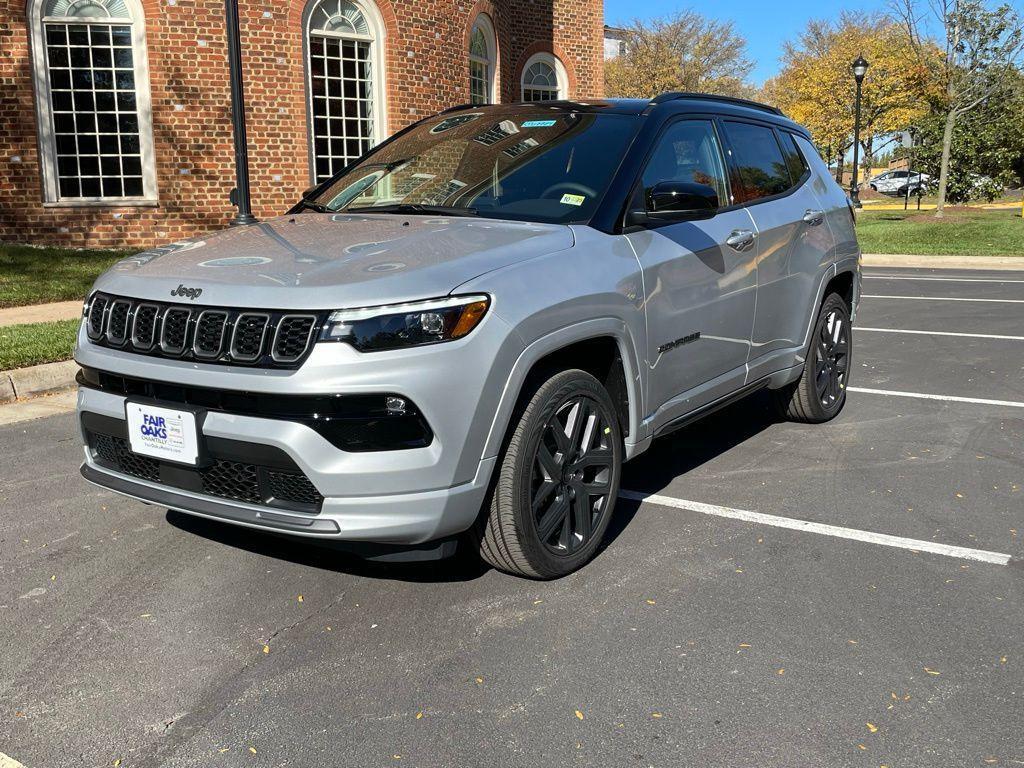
[225,0,257,225]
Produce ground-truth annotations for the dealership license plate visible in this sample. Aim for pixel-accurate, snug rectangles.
[125,402,200,465]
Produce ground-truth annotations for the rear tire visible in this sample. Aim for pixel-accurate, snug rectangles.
[774,292,852,423]
[474,369,622,579]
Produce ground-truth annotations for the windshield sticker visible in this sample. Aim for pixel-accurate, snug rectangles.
[521,119,557,128]
[560,193,585,206]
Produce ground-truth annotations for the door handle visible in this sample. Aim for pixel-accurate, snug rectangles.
[725,229,756,251]
[802,209,825,225]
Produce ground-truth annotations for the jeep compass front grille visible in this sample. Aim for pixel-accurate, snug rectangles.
[85,293,324,369]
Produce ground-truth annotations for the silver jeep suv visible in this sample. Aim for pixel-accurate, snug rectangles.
[76,93,860,579]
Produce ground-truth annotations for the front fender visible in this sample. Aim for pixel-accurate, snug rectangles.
[479,318,647,462]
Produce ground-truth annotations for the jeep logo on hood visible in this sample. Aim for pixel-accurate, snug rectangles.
[170,284,203,300]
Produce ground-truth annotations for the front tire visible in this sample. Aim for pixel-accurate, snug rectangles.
[774,292,852,423]
[474,369,623,579]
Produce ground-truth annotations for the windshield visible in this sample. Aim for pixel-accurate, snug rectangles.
[305,111,640,224]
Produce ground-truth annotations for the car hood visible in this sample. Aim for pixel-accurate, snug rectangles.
[93,213,574,309]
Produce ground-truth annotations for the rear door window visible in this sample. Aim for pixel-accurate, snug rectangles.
[722,121,792,204]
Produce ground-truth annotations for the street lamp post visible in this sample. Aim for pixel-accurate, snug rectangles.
[849,54,869,209]
[225,0,257,226]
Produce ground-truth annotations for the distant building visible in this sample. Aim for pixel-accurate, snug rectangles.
[604,25,628,60]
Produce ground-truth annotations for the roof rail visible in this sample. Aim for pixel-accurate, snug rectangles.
[649,92,784,117]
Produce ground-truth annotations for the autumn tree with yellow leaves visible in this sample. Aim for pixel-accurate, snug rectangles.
[763,12,934,178]
[605,11,755,99]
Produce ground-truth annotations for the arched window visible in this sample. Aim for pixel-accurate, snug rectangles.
[468,14,496,105]
[520,52,567,102]
[305,0,386,183]
[29,0,157,203]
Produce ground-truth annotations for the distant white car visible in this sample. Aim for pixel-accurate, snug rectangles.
[867,170,931,196]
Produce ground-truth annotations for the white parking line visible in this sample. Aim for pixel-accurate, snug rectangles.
[864,275,1024,284]
[847,386,1024,409]
[619,490,1013,566]
[857,326,1024,341]
[0,753,29,768]
[861,294,1024,304]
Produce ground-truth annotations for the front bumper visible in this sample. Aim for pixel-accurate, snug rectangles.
[74,309,522,546]
[79,385,496,543]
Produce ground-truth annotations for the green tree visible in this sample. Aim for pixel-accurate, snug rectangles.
[604,11,754,98]
[902,66,1024,201]
[894,0,1024,215]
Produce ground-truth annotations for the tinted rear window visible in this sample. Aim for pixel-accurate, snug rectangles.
[779,132,809,186]
[722,121,791,204]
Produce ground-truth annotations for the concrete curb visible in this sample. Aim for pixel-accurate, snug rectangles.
[863,253,1024,271]
[2,360,79,404]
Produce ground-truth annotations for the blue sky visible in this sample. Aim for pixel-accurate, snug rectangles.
[604,0,893,84]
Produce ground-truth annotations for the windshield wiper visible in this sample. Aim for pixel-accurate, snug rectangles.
[345,203,479,217]
[294,198,330,213]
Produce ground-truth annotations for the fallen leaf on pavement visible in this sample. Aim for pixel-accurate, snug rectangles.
[866,722,878,733]
[575,710,584,720]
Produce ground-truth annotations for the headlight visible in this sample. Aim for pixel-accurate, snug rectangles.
[320,295,490,352]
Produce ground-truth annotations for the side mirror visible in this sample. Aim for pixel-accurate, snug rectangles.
[627,181,719,227]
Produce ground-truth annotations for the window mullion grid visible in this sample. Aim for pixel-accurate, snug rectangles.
[88,24,101,197]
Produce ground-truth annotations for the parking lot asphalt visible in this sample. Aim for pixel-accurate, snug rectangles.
[2,266,1022,768]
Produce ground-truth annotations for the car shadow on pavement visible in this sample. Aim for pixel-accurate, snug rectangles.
[606,392,782,547]
[165,510,491,583]
[166,393,781,582]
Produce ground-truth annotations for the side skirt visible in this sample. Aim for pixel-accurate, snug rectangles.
[652,377,771,440]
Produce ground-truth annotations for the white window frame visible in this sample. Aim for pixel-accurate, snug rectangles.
[520,51,567,102]
[468,13,496,105]
[29,0,158,206]
[302,0,388,185]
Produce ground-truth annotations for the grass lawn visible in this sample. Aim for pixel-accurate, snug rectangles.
[0,243,126,308]
[0,319,79,371]
[856,208,1024,256]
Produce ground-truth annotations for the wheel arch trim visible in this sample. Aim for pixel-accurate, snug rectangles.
[796,259,859,364]
[479,318,645,462]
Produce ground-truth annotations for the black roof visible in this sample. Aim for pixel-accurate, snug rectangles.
[438,93,808,136]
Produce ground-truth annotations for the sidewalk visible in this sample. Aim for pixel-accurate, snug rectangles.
[0,300,82,327]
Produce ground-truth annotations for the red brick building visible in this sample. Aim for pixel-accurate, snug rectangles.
[0,0,604,248]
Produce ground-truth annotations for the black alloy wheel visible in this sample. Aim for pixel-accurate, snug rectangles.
[531,395,615,555]
[475,369,623,579]
[813,303,850,409]
[773,292,852,423]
